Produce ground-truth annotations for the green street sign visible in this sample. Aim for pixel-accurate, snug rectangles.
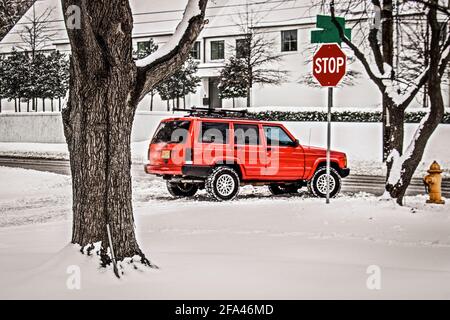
[311,15,352,45]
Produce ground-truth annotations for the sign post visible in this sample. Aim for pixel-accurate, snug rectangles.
[311,15,351,204]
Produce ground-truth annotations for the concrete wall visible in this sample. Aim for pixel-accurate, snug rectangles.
[0,111,179,143]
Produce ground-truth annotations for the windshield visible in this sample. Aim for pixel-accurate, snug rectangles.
[151,120,192,144]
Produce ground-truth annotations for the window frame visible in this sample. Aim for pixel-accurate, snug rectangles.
[233,123,261,146]
[191,41,201,60]
[210,40,225,60]
[281,30,298,52]
[151,120,192,144]
[235,38,249,59]
[263,125,296,147]
[199,121,230,144]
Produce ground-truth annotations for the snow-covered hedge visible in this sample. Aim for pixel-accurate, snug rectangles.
[249,110,450,123]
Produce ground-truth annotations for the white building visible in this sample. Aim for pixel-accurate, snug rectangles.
[1,0,444,112]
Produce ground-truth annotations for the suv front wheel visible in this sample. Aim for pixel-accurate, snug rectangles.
[206,167,240,201]
[308,167,342,198]
[167,181,199,198]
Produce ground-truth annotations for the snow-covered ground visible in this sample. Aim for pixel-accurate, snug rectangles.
[0,166,449,299]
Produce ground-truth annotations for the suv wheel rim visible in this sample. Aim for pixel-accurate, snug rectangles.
[317,174,336,194]
[217,174,235,197]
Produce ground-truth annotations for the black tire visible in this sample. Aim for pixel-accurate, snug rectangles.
[308,167,342,198]
[206,167,240,201]
[166,181,199,198]
[268,184,300,195]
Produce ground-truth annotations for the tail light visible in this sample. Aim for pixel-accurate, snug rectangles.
[148,145,152,165]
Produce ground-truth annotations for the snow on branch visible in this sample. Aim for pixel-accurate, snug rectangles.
[135,0,204,68]
[383,66,430,108]
[133,0,208,103]
[386,110,431,186]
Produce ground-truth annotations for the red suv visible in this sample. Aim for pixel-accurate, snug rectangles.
[145,109,350,201]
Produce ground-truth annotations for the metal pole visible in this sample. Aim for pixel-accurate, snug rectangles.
[326,87,333,204]
[106,224,120,278]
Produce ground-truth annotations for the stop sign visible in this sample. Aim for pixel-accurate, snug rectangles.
[313,44,347,87]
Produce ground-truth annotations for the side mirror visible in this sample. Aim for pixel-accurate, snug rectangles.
[292,139,300,147]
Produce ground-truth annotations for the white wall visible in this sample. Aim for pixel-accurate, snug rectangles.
[0,111,180,144]
[0,112,66,143]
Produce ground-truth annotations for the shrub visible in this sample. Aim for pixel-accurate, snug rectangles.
[246,110,450,124]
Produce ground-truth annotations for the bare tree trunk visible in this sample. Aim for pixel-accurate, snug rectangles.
[61,0,149,263]
[60,0,208,268]
[385,103,404,177]
[382,0,396,162]
[42,98,45,112]
[385,1,445,205]
[14,99,17,112]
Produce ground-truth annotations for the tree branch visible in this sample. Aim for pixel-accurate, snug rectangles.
[134,0,208,103]
[330,1,386,92]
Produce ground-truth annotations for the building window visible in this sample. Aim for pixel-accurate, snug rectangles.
[191,41,201,60]
[281,30,298,52]
[137,41,152,55]
[236,39,249,59]
[211,40,225,60]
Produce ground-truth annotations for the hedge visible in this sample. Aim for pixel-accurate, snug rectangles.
[247,110,450,124]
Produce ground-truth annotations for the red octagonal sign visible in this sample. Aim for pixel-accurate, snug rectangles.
[313,44,347,87]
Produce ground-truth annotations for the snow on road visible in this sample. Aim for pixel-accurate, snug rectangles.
[0,166,449,299]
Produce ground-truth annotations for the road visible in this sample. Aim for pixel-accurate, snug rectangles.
[0,156,449,198]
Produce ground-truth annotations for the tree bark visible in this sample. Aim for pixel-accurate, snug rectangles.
[61,0,208,265]
[61,0,146,261]
[385,0,446,205]
[385,102,405,178]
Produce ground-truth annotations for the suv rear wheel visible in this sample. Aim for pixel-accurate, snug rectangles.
[206,167,240,201]
[166,181,199,198]
[308,167,342,198]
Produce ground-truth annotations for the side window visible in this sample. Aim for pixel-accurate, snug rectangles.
[264,126,295,147]
[200,122,230,144]
[234,124,260,145]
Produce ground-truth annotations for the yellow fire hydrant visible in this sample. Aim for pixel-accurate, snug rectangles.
[423,161,445,205]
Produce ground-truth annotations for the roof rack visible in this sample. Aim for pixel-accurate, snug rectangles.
[172,107,254,119]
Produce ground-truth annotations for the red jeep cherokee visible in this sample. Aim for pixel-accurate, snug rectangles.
[145,109,350,201]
